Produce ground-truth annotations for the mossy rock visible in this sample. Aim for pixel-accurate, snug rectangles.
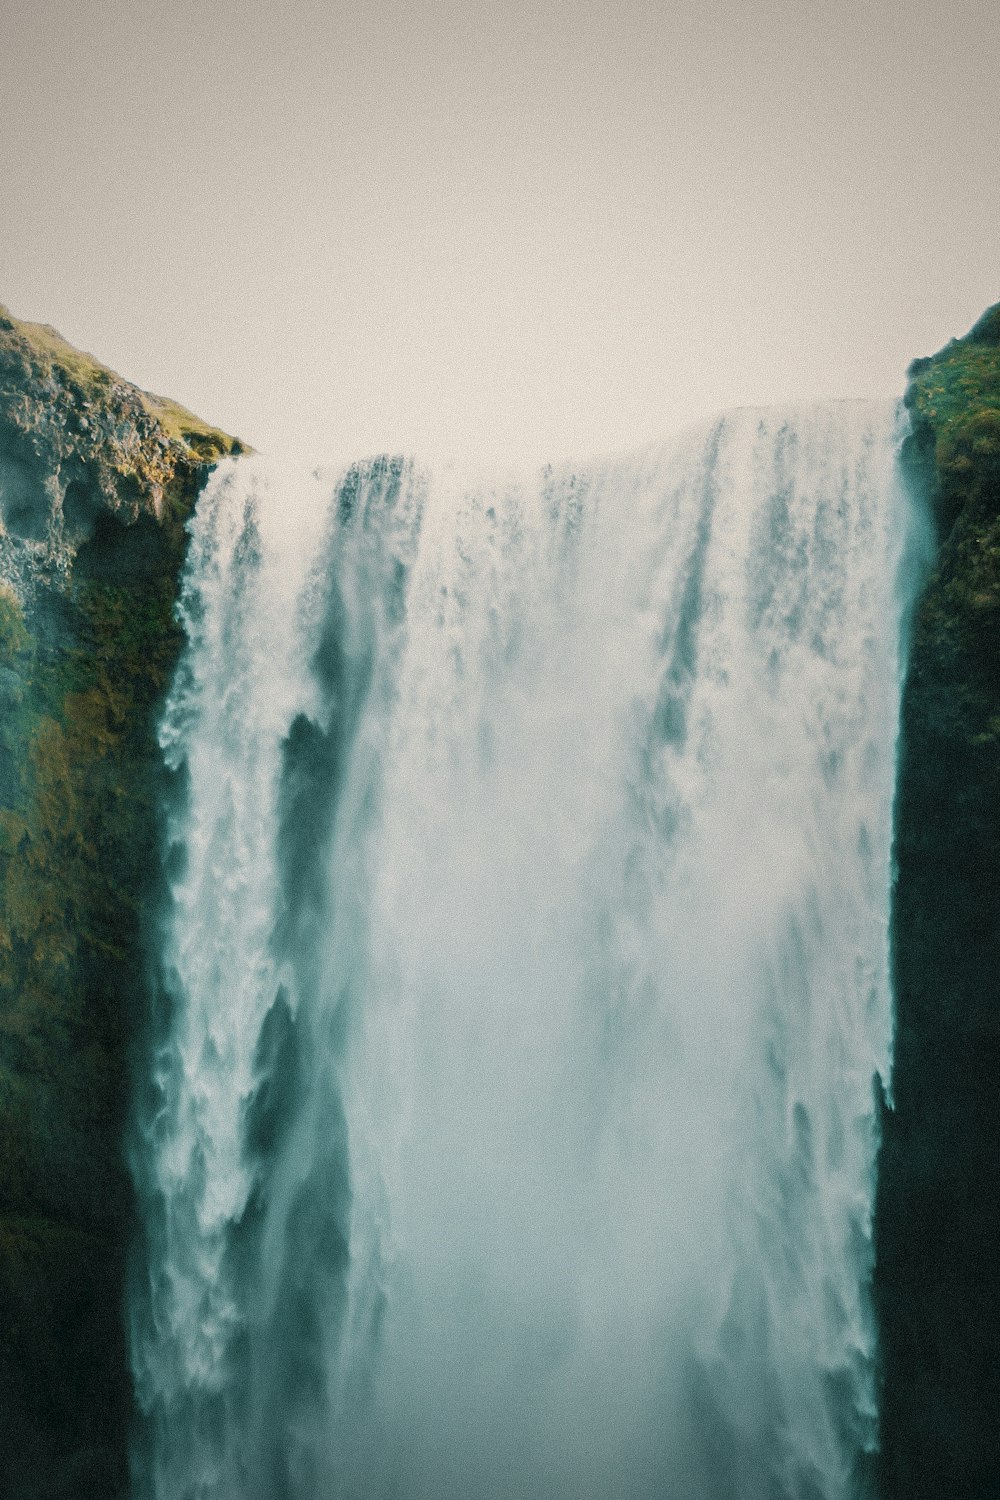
[1,303,245,570]
[0,302,242,464]
[0,301,243,1495]
[877,300,1000,1500]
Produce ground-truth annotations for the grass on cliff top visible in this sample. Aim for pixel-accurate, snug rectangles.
[0,302,243,463]
[907,300,1000,545]
[908,301,1000,436]
[906,300,1000,706]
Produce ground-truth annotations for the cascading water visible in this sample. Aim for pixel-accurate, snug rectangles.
[131,403,916,1500]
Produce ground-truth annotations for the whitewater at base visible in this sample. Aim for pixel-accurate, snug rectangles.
[131,403,917,1500]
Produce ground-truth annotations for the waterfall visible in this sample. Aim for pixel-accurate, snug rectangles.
[131,403,915,1500]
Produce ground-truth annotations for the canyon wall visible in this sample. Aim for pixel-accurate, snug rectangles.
[0,306,240,1497]
[876,301,1000,1500]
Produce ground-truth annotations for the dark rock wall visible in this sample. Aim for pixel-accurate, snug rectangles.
[0,307,240,1499]
[876,304,1000,1500]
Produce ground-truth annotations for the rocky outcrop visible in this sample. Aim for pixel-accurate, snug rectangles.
[876,304,1000,1500]
[0,306,241,1498]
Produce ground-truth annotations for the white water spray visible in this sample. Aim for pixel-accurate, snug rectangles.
[132,404,915,1500]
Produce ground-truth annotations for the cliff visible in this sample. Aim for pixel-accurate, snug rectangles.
[3,296,999,1496]
[0,305,240,1498]
[876,303,1000,1499]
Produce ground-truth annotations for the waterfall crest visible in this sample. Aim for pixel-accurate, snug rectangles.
[131,404,915,1500]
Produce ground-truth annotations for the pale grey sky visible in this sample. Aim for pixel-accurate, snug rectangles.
[2,0,997,464]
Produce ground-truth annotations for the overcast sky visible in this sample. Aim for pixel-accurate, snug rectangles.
[2,0,997,465]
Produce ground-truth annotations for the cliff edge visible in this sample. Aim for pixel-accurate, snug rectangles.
[876,303,1000,1500]
[0,305,241,1498]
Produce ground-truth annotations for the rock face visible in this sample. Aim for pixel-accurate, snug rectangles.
[876,304,1000,1500]
[0,306,240,1498]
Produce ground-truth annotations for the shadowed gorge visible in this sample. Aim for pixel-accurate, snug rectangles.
[1,302,998,1499]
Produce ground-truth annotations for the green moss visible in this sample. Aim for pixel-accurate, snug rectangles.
[0,306,117,398]
[0,581,25,654]
[877,300,1000,1500]
[148,392,243,460]
[0,302,242,467]
[905,301,1000,530]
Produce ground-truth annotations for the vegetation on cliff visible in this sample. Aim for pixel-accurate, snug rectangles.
[876,303,1000,1500]
[0,305,240,1497]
